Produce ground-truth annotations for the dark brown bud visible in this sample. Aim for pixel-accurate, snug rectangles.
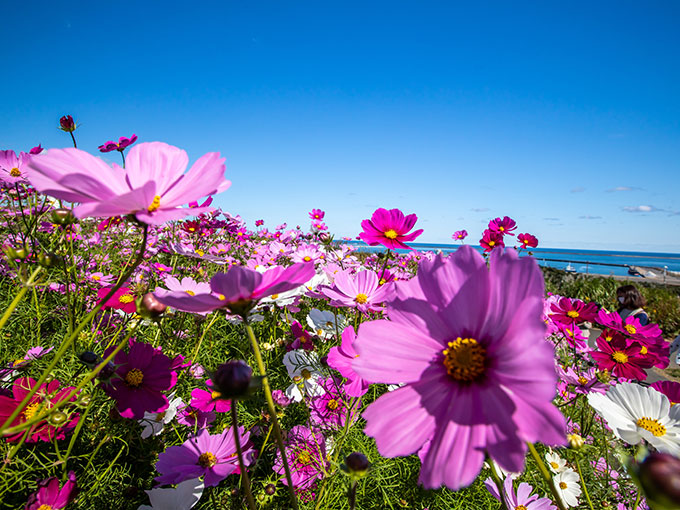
[137,292,167,319]
[638,452,680,509]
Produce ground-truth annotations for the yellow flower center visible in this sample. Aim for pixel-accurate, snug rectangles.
[198,451,217,468]
[577,376,588,385]
[327,399,340,410]
[195,249,205,256]
[488,241,495,247]
[125,368,144,387]
[186,290,195,296]
[355,293,368,304]
[148,195,161,212]
[625,324,637,335]
[516,506,527,510]
[10,167,21,177]
[303,256,312,262]
[612,351,628,364]
[211,390,221,399]
[442,337,486,382]
[119,294,135,304]
[379,278,386,285]
[300,368,312,380]
[640,346,648,355]
[271,294,279,299]
[550,461,559,470]
[559,482,568,490]
[12,358,25,367]
[384,229,398,239]
[499,226,505,231]
[567,310,580,318]
[37,505,54,510]
[297,451,312,465]
[637,417,666,437]
[92,275,101,281]
[24,402,41,421]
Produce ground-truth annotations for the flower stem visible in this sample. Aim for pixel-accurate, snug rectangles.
[245,323,299,510]
[231,401,257,510]
[575,457,595,510]
[69,131,77,148]
[0,266,42,332]
[488,459,509,510]
[527,442,569,510]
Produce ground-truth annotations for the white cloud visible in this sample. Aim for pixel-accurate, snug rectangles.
[622,205,661,213]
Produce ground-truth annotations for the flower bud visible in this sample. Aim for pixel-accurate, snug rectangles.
[50,208,76,226]
[567,433,585,450]
[4,246,28,261]
[264,484,276,496]
[136,292,167,319]
[343,452,370,478]
[78,351,100,369]
[318,232,331,243]
[38,252,63,268]
[48,410,68,427]
[637,452,680,509]
[211,360,255,400]
[59,115,76,132]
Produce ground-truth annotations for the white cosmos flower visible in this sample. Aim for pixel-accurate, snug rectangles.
[588,382,680,456]
[138,477,204,509]
[553,468,581,507]
[306,308,346,340]
[545,450,568,473]
[139,395,184,439]
[282,349,325,402]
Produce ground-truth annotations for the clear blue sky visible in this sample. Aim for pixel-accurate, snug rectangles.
[3,1,680,252]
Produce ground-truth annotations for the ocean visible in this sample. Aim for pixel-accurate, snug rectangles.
[346,242,680,278]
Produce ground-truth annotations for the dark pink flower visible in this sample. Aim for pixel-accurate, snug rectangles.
[190,385,231,413]
[488,216,517,236]
[309,377,359,430]
[518,233,538,249]
[589,333,650,380]
[550,297,598,325]
[452,230,468,241]
[309,208,325,220]
[59,115,76,132]
[479,229,505,253]
[97,286,137,314]
[321,269,394,314]
[273,425,329,490]
[359,208,423,250]
[98,134,138,153]
[651,381,680,404]
[29,144,43,155]
[327,326,371,397]
[102,341,177,419]
[25,471,77,510]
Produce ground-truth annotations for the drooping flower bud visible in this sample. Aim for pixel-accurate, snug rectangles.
[637,452,680,509]
[59,115,76,132]
[343,452,370,478]
[211,360,257,400]
[51,208,76,226]
[137,292,167,319]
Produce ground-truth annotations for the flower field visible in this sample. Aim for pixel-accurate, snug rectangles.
[0,126,678,510]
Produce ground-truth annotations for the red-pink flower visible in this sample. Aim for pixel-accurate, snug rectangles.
[517,233,538,249]
[550,297,598,325]
[25,471,77,510]
[479,229,505,253]
[359,208,423,250]
[589,333,650,380]
[98,134,138,153]
[309,208,325,220]
[97,286,137,314]
[488,216,517,236]
[452,230,468,241]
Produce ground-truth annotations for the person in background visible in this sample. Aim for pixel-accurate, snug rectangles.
[616,284,649,325]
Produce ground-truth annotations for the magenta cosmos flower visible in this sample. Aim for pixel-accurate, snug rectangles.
[452,230,468,241]
[97,286,137,314]
[25,471,77,510]
[327,326,370,397]
[27,142,231,225]
[488,216,517,236]
[273,425,329,490]
[154,263,314,316]
[589,333,651,380]
[321,269,394,313]
[550,296,598,325]
[352,245,566,490]
[359,208,423,250]
[518,233,538,249]
[102,341,177,419]
[155,427,255,487]
[479,229,504,253]
[98,134,138,153]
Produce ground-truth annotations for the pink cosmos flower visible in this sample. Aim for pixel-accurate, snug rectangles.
[321,269,394,314]
[309,208,325,220]
[327,326,371,397]
[359,208,423,250]
[176,404,215,428]
[556,365,607,395]
[25,471,77,510]
[27,142,231,225]
[651,381,680,404]
[550,297,598,325]
[255,219,264,227]
[479,229,505,253]
[488,216,517,236]
[596,309,663,342]
[154,263,315,316]
[189,384,231,413]
[352,245,566,490]
[0,377,79,443]
[485,475,557,510]
[518,233,538,249]
[97,286,137,314]
[98,134,138,153]
[452,230,468,241]
[273,425,329,490]
[29,144,44,155]
[102,341,178,419]
[155,427,255,487]
[0,150,31,185]
[589,333,650,380]
[308,377,359,430]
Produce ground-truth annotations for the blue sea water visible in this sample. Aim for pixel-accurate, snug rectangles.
[347,242,680,278]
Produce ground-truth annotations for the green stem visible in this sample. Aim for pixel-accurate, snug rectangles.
[231,402,257,510]
[0,225,148,435]
[245,323,299,510]
[0,266,42,332]
[575,457,595,510]
[488,459,509,510]
[527,442,569,510]
[191,313,218,362]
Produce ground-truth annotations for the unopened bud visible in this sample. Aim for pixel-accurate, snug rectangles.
[211,360,257,400]
[50,208,76,225]
[567,433,585,450]
[48,410,68,426]
[59,115,76,132]
[4,246,28,261]
[38,252,63,268]
[264,484,276,496]
[637,452,680,509]
[343,452,370,478]
[318,232,331,243]
[137,292,167,319]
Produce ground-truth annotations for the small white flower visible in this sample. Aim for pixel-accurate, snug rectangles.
[306,308,346,340]
[283,349,325,402]
[553,468,581,507]
[138,477,204,510]
[545,450,568,473]
[588,382,680,456]
[138,395,184,439]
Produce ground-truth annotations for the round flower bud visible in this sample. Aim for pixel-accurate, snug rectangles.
[97,361,116,381]
[638,452,680,509]
[318,232,331,243]
[4,246,28,261]
[50,208,76,225]
[38,252,63,268]
[78,351,100,369]
[59,115,76,132]
[567,433,585,450]
[264,484,276,496]
[211,360,253,400]
[344,452,370,478]
[48,410,68,426]
[137,292,167,319]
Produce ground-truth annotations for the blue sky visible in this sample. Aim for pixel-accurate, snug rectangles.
[3,1,680,252]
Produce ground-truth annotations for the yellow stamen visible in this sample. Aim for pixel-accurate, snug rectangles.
[577,376,588,385]
[442,337,486,382]
[550,461,559,470]
[355,293,368,304]
[567,310,580,318]
[186,290,195,296]
[612,351,628,364]
[300,369,312,380]
[10,167,21,177]
[24,402,41,421]
[12,359,25,367]
[119,294,135,304]
[198,451,218,468]
[384,229,398,239]
[327,399,340,410]
[559,482,568,490]
[36,505,53,510]
[303,256,312,262]
[148,195,161,212]
[640,346,648,355]
[125,368,144,387]
[637,417,666,437]
[625,324,637,335]
[297,451,312,465]
[211,390,221,399]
